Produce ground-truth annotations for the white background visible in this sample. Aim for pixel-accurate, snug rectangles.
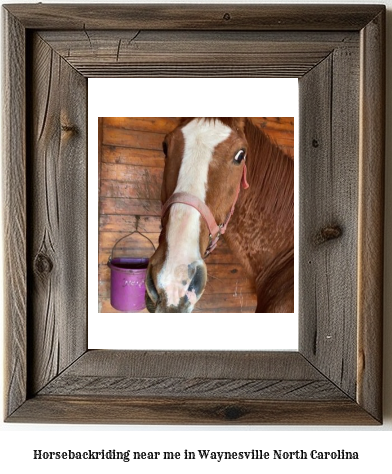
[88,78,299,351]
[1,0,391,472]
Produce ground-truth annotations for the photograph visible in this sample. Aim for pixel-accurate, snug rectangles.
[99,117,294,314]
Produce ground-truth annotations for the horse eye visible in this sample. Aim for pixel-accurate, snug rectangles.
[234,149,246,164]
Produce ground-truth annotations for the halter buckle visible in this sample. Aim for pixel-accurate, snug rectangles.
[217,223,223,238]
[205,224,224,258]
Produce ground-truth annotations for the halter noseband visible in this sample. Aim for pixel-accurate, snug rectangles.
[161,164,249,258]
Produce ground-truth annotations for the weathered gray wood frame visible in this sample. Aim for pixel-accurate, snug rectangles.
[3,4,385,424]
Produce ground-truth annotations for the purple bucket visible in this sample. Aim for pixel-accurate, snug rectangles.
[108,257,149,312]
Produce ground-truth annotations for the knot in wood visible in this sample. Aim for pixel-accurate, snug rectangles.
[61,124,77,134]
[223,405,244,420]
[34,253,53,275]
[223,12,231,21]
[315,225,342,245]
[312,139,319,148]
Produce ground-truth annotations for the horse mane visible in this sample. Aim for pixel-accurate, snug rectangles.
[244,118,294,229]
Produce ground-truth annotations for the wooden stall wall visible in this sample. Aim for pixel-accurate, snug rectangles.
[98,117,294,313]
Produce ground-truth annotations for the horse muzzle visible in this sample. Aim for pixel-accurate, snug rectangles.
[145,260,207,313]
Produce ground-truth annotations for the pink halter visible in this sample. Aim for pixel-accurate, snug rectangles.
[161,164,249,258]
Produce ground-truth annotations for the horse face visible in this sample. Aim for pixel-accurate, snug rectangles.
[146,118,248,313]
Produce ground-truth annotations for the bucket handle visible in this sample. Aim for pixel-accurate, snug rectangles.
[107,230,156,265]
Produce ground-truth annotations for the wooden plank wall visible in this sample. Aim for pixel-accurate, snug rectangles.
[99,117,294,313]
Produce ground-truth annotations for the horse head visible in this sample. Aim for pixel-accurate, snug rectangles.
[145,118,249,313]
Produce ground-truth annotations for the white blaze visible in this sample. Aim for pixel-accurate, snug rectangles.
[157,119,232,307]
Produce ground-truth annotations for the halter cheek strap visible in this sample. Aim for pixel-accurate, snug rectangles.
[161,164,249,258]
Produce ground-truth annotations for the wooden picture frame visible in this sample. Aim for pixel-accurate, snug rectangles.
[3,4,385,424]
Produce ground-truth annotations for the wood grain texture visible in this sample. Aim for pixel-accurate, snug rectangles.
[357,9,385,422]
[299,41,360,399]
[9,396,378,425]
[27,34,87,395]
[37,30,360,78]
[10,351,378,424]
[2,9,27,419]
[5,4,384,30]
[2,4,384,425]
[40,377,346,400]
[36,350,335,379]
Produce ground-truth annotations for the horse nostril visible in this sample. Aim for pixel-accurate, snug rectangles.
[187,263,207,300]
[145,266,159,303]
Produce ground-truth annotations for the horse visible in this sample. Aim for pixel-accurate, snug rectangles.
[145,117,294,313]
